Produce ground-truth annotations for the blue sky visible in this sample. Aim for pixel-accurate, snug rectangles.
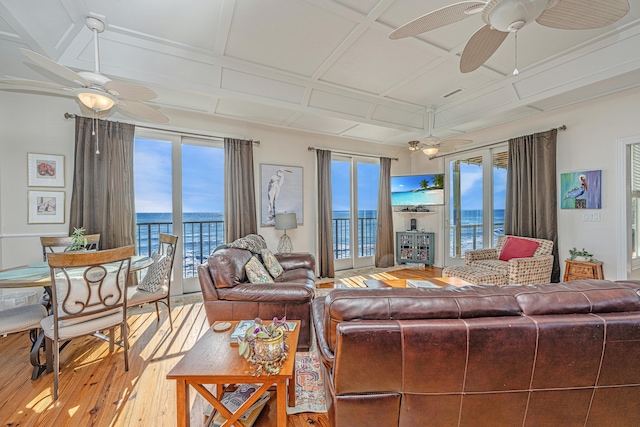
[331,161,379,211]
[452,162,507,210]
[134,138,224,213]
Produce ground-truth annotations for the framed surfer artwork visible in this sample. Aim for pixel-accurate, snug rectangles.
[560,170,601,209]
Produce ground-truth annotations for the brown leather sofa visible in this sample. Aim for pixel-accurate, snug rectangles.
[198,247,315,350]
[313,279,640,426]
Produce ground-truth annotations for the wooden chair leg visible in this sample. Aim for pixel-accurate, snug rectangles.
[109,328,115,353]
[166,297,173,331]
[121,323,129,372]
[53,341,59,400]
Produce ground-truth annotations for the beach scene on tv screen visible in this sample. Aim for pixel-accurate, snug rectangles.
[391,174,444,206]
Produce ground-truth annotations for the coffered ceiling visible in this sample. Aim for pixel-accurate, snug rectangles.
[1,0,639,148]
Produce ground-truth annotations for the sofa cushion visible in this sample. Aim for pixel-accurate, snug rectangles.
[276,268,315,285]
[510,280,640,315]
[207,248,253,288]
[245,255,274,283]
[470,259,508,275]
[499,236,540,261]
[260,248,283,278]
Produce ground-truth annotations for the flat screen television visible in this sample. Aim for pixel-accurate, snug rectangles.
[391,173,444,207]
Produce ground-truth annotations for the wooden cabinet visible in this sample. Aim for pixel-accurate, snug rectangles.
[563,260,604,281]
[396,232,434,266]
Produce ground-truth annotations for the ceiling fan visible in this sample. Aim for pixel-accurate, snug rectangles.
[0,16,168,123]
[409,107,473,157]
[390,0,630,74]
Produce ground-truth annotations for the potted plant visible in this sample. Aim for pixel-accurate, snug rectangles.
[238,317,290,376]
[569,247,595,262]
[70,227,89,251]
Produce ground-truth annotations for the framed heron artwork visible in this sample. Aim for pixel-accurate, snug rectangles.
[560,169,601,209]
[260,164,303,226]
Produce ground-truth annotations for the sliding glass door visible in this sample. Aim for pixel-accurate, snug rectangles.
[134,131,224,294]
[444,146,508,266]
[331,155,380,270]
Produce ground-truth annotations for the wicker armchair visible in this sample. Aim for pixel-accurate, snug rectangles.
[464,235,554,285]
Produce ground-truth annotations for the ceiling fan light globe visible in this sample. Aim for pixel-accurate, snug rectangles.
[423,147,439,156]
[77,91,116,112]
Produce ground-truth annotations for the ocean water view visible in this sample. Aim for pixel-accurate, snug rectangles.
[136,209,504,276]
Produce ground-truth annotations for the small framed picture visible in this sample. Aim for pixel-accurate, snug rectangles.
[28,153,65,187]
[28,191,65,224]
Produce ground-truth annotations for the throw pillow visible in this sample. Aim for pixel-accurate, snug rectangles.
[260,248,284,279]
[245,255,274,284]
[227,234,267,254]
[138,252,170,292]
[499,237,540,261]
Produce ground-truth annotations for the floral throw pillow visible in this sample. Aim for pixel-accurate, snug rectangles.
[228,234,267,254]
[138,252,170,292]
[260,248,284,279]
[245,255,274,284]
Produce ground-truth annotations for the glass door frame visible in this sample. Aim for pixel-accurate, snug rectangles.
[332,154,379,271]
[443,144,507,267]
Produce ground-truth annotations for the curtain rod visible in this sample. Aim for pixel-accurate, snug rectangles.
[63,113,260,145]
[307,146,398,161]
[431,125,566,159]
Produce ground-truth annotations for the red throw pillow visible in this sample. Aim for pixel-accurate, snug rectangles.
[499,237,540,261]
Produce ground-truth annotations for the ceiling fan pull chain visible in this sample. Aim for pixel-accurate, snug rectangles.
[513,30,519,76]
[94,115,100,155]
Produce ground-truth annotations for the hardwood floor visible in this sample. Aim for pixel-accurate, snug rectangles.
[0,265,440,426]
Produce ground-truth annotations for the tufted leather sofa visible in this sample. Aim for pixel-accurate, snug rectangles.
[197,247,315,350]
[313,279,640,426]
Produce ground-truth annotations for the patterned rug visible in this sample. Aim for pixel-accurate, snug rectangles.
[287,348,327,414]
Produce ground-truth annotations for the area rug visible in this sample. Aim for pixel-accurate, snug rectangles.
[287,348,327,414]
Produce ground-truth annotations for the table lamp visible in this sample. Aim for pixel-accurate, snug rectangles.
[275,212,297,253]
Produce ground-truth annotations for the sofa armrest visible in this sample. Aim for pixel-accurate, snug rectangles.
[465,248,499,265]
[275,252,316,272]
[507,255,554,284]
[197,263,220,301]
[217,282,314,303]
[312,296,335,371]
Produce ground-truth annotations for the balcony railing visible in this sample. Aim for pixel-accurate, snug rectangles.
[333,216,378,260]
[136,220,224,278]
[449,222,504,258]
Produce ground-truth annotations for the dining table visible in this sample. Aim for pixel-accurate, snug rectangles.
[0,255,153,379]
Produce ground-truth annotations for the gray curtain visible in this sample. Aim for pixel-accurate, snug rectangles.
[504,128,560,282]
[375,157,394,267]
[316,149,334,278]
[69,116,136,250]
[224,138,257,242]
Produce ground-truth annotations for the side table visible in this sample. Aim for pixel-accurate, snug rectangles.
[563,259,604,281]
[166,320,299,427]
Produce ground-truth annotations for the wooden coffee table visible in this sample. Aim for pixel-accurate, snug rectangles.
[362,277,472,288]
[166,320,299,427]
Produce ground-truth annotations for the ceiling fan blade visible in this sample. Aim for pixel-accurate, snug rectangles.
[439,138,473,148]
[438,146,457,154]
[19,48,90,87]
[104,81,157,101]
[460,24,508,73]
[0,78,68,91]
[389,1,486,39]
[118,100,169,123]
[536,0,629,30]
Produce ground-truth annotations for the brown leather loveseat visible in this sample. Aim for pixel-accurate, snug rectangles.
[313,279,640,426]
[198,242,315,350]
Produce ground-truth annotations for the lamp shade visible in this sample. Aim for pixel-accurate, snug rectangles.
[274,213,297,230]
